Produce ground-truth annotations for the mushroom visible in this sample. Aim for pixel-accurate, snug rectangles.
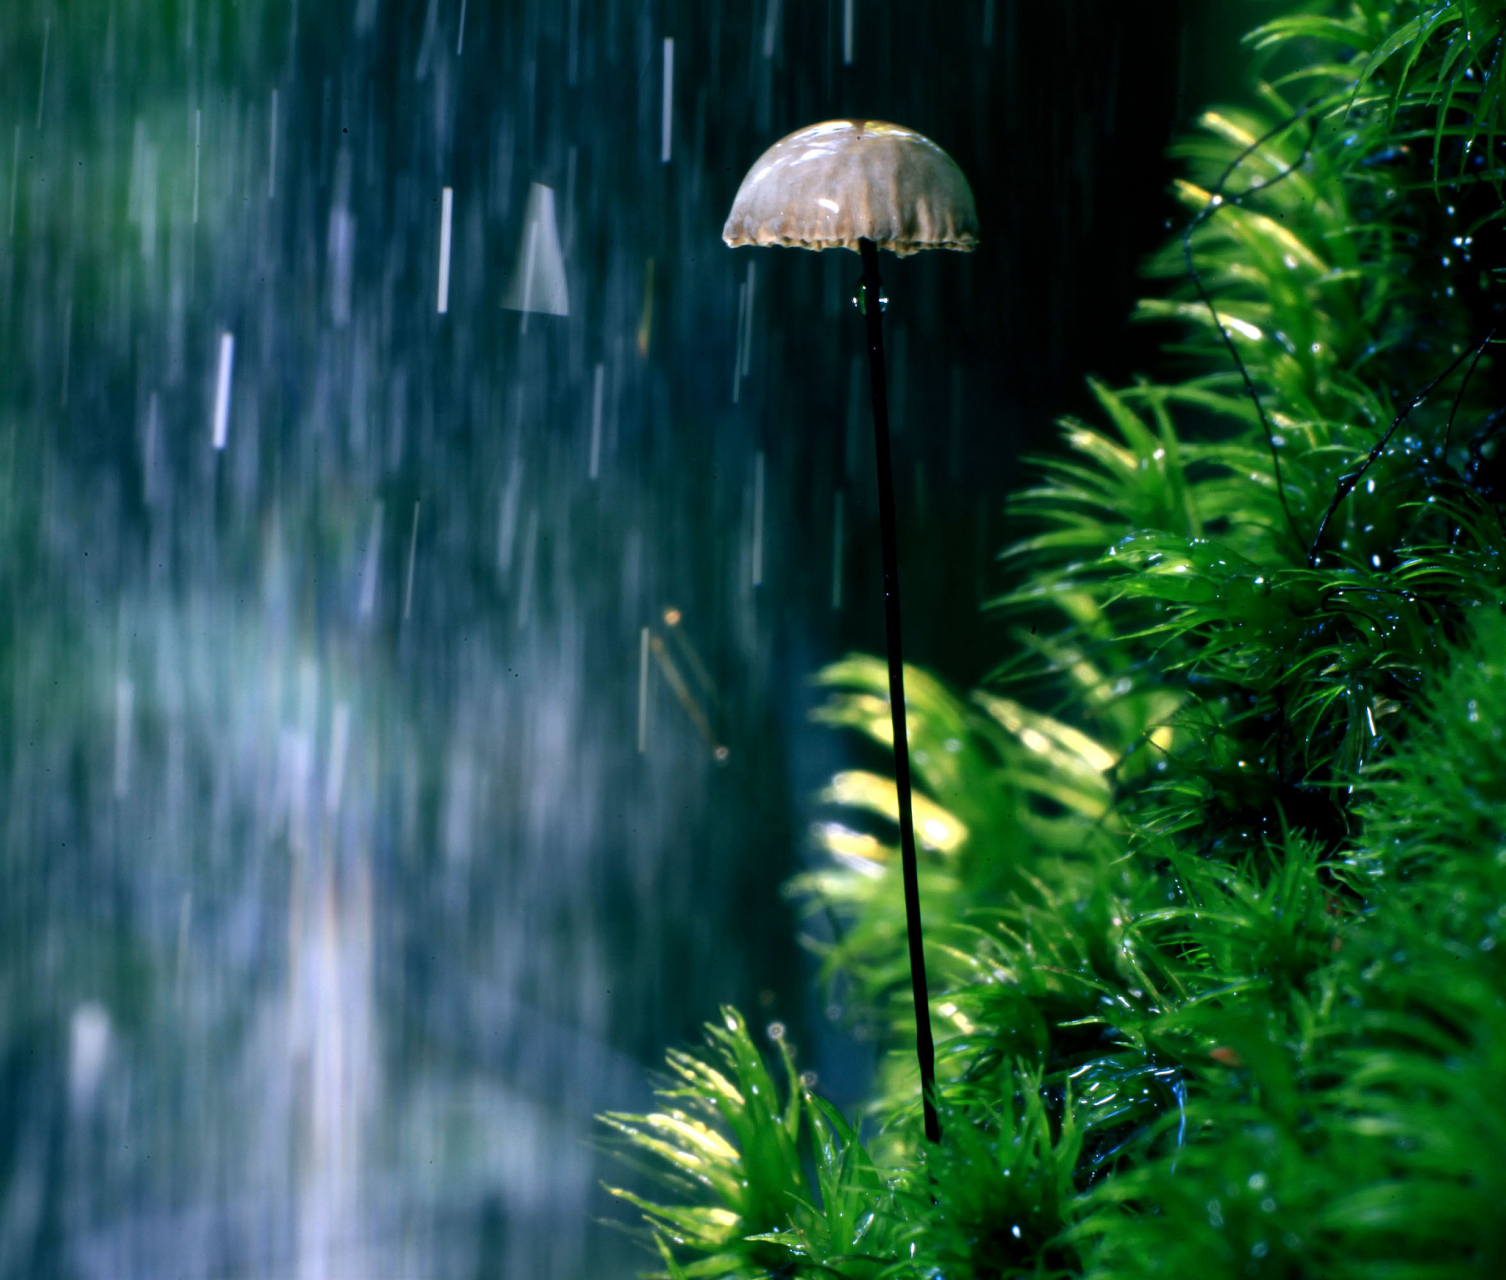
[723,119,978,256]
[724,119,977,1145]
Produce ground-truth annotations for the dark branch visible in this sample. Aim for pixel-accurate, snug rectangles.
[1306,334,1493,569]
[1181,105,1320,553]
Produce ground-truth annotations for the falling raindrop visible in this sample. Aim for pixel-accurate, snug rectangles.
[113,678,134,799]
[638,626,651,753]
[752,450,766,587]
[211,331,234,450]
[661,38,675,163]
[589,363,605,479]
[403,500,420,620]
[763,0,781,59]
[267,89,279,199]
[35,16,48,129]
[437,186,454,313]
[7,124,18,235]
[359,502,384,619]
[192,107,201,223]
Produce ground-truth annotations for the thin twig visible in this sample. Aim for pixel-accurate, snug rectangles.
[1182,105,1320,551]
[1306,333,1493,568]
[1440,326,1495,458]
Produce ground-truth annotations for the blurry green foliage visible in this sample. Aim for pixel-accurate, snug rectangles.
[604,2,1506,1275]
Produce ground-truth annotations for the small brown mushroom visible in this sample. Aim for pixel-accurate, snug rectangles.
[722,119,978,256]
[724,119,979,1148]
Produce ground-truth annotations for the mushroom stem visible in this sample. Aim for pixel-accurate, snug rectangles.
[857,235,941,1145]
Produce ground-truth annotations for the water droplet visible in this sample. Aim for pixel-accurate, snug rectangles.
[851,279,888,314]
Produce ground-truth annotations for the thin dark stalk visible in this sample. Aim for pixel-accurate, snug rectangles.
[1441,327,1494,458]
[1306,333,1492,568]
[858,236,940,1146]
[1182,105,1318,553]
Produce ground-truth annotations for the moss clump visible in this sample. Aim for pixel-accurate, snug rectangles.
[604,4,1506,1275]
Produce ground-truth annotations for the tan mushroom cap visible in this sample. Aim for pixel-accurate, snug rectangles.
[723,119,978,257]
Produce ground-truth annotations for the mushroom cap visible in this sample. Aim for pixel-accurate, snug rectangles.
[723,119,978,257]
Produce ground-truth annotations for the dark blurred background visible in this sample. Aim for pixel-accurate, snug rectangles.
[0,1,1256,1276]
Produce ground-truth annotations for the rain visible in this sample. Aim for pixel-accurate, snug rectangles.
[0,2,1222,1276]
